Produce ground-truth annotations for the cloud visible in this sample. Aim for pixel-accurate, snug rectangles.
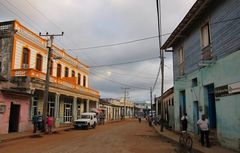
[0,0,196,102]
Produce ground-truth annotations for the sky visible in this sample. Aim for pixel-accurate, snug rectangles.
[0,0,196,102]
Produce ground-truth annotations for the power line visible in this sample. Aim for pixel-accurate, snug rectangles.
[0,1,40,32]
[90,71,149,90]
[67,33,172,51]
[90,56,159,68]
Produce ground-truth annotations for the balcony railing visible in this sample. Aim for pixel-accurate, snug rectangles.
[11,69,100,97]
[178,61,184,76]
[201,45,213,60]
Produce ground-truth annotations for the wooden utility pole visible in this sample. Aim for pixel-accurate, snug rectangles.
[156,0,164,132]
[150,87,153,115]
[39,32,64,132]
[122,88,129,119]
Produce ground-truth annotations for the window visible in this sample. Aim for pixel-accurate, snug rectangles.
[65,67,69,77]
[64,97,72,123]
[201,23,210,48]
[72,70,75,77]
[22,48,30,68]
[47,95,55,117]
[50,60,53,76]
[77,73,81,85]
[57,64,61,77]
[83,75,86,87]
[192,78,198,87]
[36,54,42,71]
[178,47,184,75]
[77,100,81,119]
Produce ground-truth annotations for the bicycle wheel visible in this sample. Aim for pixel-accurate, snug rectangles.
[185,136,193,150]
[179,134,184,146]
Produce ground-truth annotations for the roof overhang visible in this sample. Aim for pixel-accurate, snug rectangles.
[161,0,212,50]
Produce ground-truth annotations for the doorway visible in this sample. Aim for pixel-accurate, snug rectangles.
[193,101,199,134]
[205,84,217,129]
[179,90,186,117]
[8,102,20,132]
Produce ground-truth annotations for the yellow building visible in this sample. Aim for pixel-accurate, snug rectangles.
[0,20,100,127]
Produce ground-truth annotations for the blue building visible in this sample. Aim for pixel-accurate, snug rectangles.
[162,0,240,151]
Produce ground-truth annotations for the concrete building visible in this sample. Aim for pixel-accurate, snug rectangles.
[155,87,174,130]
[162,0,240,150]
[0,20,100,130]
[0,76,32,134]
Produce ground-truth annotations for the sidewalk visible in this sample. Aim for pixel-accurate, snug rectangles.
[0,120,123,143]
[153,125,238,153]
[0,126,73,143]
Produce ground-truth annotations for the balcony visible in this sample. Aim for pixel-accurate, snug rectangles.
[11,69,100,97]
[201,45,213,60]
[178,61,184,76]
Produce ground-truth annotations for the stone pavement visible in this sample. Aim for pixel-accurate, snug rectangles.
[153,125,238,153]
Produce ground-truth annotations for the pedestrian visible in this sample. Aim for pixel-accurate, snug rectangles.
[37,111,42,131]
[148,115,152,126]
[181,113,188,131]
[32,114,38,133]
[138,116,141,123]
[197,114,210,147]
[46,115,53,134]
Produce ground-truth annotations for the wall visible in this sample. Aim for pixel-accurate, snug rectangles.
[173,0,240,80]
[174,50,240,150]
[0,93,31,134]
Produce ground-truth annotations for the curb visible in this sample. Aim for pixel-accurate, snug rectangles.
[0,127,73,143]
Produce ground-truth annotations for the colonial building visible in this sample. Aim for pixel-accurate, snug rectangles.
[162,0,240,150]
[0,20,100,131]
[155,87,174,130]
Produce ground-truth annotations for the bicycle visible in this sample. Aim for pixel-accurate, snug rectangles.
[179,131,193,151]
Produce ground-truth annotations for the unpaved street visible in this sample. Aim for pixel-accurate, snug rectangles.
[0,120,179,153]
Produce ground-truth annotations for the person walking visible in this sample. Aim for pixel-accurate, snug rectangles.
[46,115,53,134]
[32,114,38,133]
[181,113,188,131]
[197,114,210,147]
[138,116,141,123]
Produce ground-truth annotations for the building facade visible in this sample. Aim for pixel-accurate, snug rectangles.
[162,0,240,150]
[0,76,32,134]
[0,20,100,131]
[155,87,174,130]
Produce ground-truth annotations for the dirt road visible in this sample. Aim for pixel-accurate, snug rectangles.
[0,120,179,153]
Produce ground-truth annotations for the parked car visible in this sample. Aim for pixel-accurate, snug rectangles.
[74,112,97,129]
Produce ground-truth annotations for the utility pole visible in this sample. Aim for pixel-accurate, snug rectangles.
[122,88,129,119]
[156,0,164,132]
[39,32,64,132]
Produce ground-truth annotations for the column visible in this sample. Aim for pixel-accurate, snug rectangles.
[86,99,89,112]
[96,100,99,108]
[73,97,77,121]
[54,93,60,127]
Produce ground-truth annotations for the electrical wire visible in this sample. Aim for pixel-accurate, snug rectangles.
[89,56,159,68]
[67,33,171,51]
[90,71,149,90]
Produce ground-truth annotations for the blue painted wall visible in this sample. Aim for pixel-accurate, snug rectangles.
[171,0,240,150]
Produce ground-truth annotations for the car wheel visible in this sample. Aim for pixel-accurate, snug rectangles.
[86,123,90,130]
[92,122,96,129]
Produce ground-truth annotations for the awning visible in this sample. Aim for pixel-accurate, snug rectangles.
[90,108,102,113]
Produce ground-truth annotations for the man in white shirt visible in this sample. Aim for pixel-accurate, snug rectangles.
[197,114,210,147]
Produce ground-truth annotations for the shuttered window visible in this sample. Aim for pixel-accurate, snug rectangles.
[201,23,210,48]
[57,64,61,77]
[36,54,42,71]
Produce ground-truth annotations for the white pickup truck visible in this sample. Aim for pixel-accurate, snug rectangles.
[74,112,97,129]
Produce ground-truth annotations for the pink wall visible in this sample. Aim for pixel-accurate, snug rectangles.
[0,93,31,134]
